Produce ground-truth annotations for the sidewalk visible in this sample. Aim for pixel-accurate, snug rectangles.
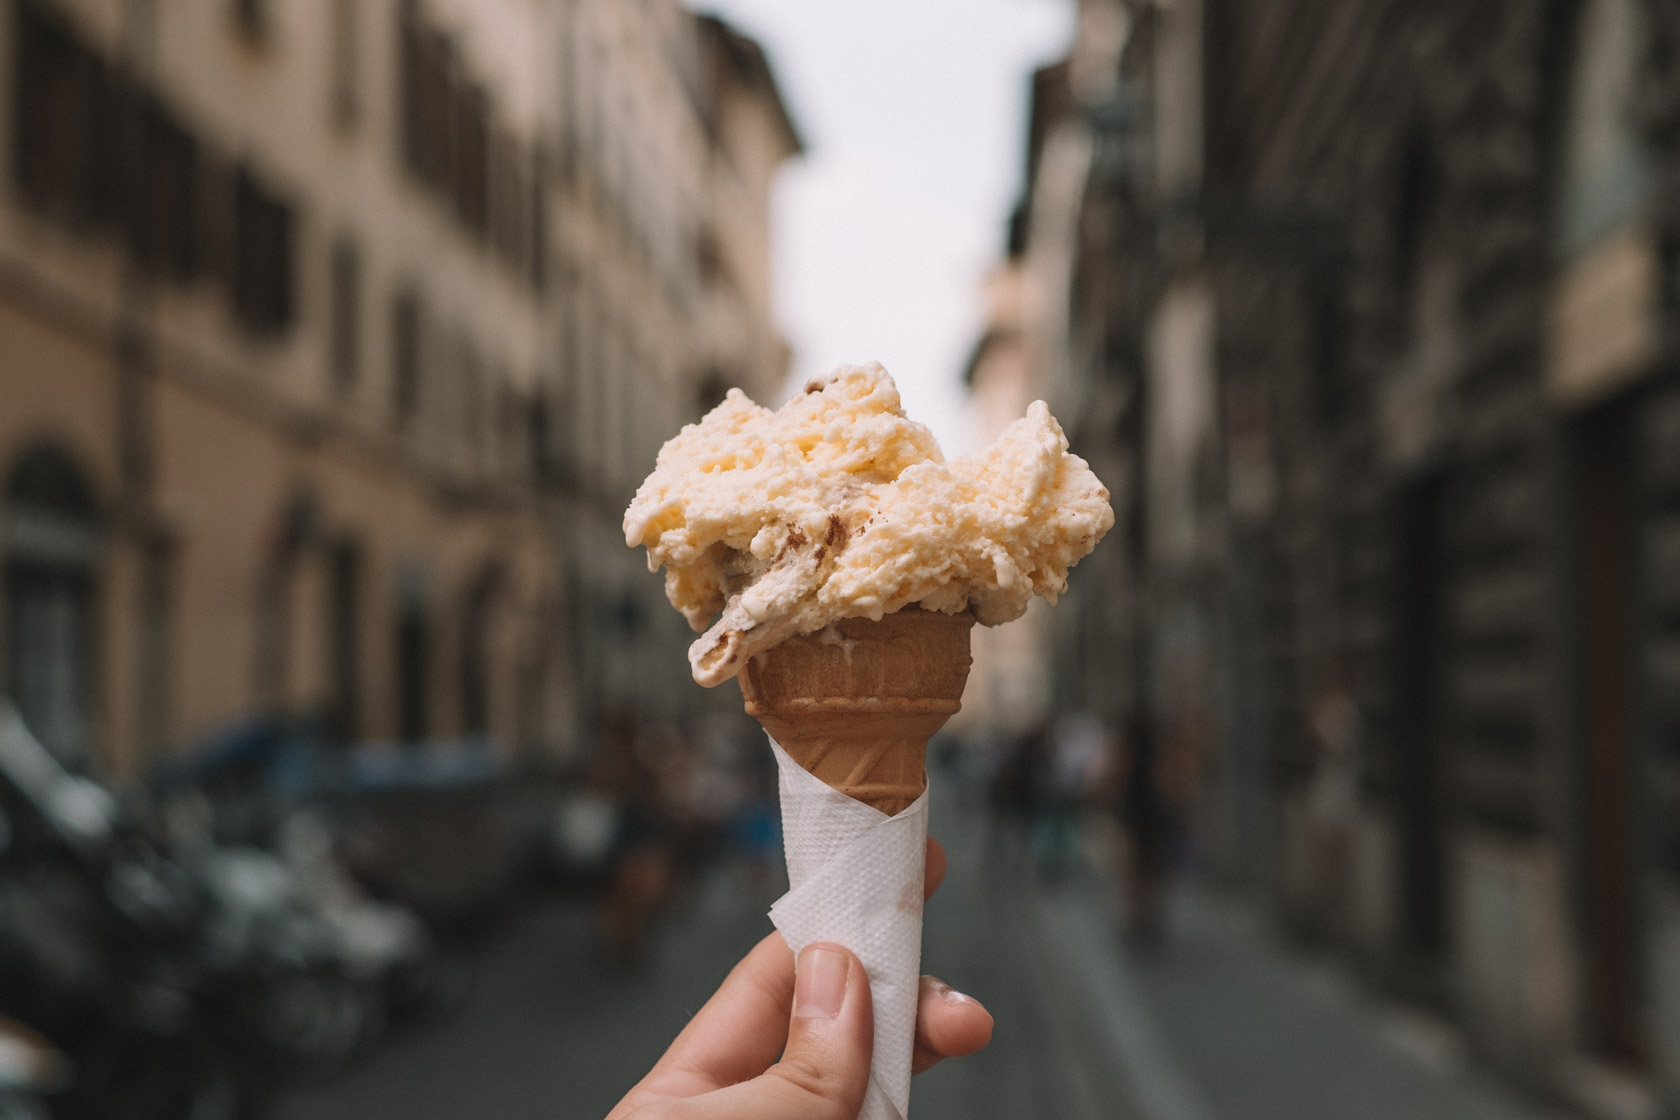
[920,791,1569,1120]
[1095,884,1565,1120]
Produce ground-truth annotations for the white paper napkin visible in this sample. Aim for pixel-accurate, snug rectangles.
[767,734,927,1120]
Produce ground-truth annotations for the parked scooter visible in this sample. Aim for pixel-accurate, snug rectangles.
[275,807,463,1021]
[156,720,474,1038]
[0,702,433,1116]
[0,703,277,1119]
[0,1014,69,1120]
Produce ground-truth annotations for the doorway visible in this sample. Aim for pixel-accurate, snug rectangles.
[3,447,100,768]
[326,539,361,742]
[395,580,429,745]
[1572,398,1643,1065]
[458,564,501,740]
[1391,473,1449,966]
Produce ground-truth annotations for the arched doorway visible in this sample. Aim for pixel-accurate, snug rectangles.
[394,567,430,745]
[4,445,101,766]
[325,536,362,742]
[458,561,504,741]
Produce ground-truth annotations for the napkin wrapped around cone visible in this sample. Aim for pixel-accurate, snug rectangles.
[743,609,973,1120]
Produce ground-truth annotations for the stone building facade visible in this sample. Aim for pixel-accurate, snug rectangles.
[0,0,797,776]
[962,0,1137,739]
[548,0,800,736]
[1005,0,1680,1110]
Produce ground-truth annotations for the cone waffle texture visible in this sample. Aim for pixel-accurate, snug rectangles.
[738,608,974,815]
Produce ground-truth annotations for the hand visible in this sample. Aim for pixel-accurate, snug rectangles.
[607,838,993,1119]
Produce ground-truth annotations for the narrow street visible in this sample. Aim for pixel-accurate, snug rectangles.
[281,780,1568,1120]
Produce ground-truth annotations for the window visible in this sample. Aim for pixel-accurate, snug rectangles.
[330,238,360,391]
[495,384,521,478]
[696,225,724,284]
[12,1,117,228]
[4,446,100,768]
[457,336,484,457]
[134,533,172,757]
[394,573,429,743]
[199,154,239,294]
[1661,231,1680,317]
[458,565,501,738]
[488,128,528,271]
[331,0,360,129]
[234,0,268,43]
[398,2,540,286]
[1556,0,1655,254]
[232,166,294,335]
[1391,127,1439,303]
[696,370,730,417]
[528,395,550,481]
[14,6,197,282]
[14,1,302,331]
[326,539,361,741]
[528,148,545,290]
[391,288,422,425]
[1310,275,1344,427]
[453,80,489,234]
[400,6,453,192]
[130,98,199,282]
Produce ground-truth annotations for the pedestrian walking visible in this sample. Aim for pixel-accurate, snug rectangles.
[1119,704,1168,946]
[594,714,675,970]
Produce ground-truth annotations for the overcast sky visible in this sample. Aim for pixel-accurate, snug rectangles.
[700,0,1074,453]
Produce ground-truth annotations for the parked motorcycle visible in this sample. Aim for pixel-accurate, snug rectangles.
[0,704,276,1119]
[0,704,426,1115]
[0,1014,68,1120]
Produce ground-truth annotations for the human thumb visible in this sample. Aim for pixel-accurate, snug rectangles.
[761,943,874,1118]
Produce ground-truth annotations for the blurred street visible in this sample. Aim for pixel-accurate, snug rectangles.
[280,776,1560,1120]
[5,0,1680,1115]
[276,858,786,1120]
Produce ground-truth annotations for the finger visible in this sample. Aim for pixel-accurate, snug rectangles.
[652,944,874,1120]
[770,943,874,1107]
[617,837,949,1113]
[910,975,994,1074]
[628,930,795,1102]
[656,837,942,1088]
[924,836,947,900]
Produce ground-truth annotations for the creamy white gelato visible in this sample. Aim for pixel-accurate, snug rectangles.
[624,363,1113,686]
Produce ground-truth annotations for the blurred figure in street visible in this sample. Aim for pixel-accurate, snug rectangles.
[986,724,1040,866]
[727,726,784,897]
[642,722,714,900]
[1033,714,1111,880]
[1306,669,1361,939]
[1119,703,1168,947]
[593,713,674,970]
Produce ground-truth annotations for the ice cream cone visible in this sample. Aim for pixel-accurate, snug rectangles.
[738,607,975,815]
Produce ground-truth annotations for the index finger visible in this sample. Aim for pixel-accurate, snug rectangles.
[925,836,947,899]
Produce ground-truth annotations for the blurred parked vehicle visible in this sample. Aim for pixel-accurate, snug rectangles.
[0,703,271,1118]
[0,1015,68,1120]
[0,703,467,1118]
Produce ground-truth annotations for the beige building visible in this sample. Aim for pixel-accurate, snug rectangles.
[0,0,797,775]
[551,0,800,734]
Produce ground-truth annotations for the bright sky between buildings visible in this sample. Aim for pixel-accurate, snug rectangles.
[699,0,1075,454]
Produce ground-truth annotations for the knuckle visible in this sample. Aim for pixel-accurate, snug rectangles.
[769,1059,855,1119]
[771,1053,830,1096]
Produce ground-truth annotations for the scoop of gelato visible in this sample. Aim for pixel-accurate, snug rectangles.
[623,363,1113,686]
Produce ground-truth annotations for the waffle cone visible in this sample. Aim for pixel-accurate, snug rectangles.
[738,608,975,815]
